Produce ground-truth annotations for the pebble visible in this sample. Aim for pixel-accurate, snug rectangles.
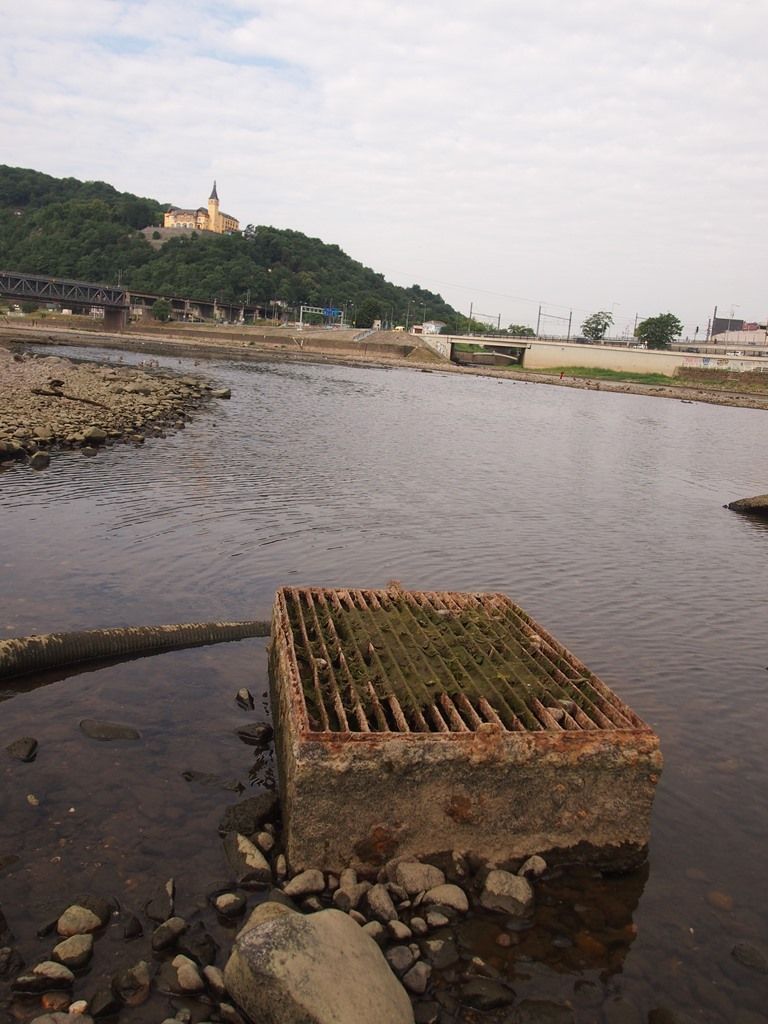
[256,831,274,853]
[706,889,734,911]
[479,869,534,917]
[518,854,547,878]
[235,723,273,746]
[283,869,325,898]
[151,916,187,951]
[172,953,205,992]
[236,688,254,709]
[56,907,102,937]
[731,942,768,974]
[361,921,385,942]
[13,961,74,992]
[78,719,140,741]
[388,920,412,941]
[52,934,93,969]
[410,916,428,935]
[386,944,417,976]
[426,910,450,929]
[365,883,398,923]
[145,878,175,922]
[5,736,38,761]
[203,964,227,998]
[402,960,432,994]
[333,881,371,912]
[461,978,514,1010]
[422,884,468,914]
[112,960,151,1006]
[214,892,246,917]
[349,910,367,926]
[393,861,446,895]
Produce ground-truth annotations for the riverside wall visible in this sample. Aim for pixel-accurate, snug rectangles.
[521,339,768,376]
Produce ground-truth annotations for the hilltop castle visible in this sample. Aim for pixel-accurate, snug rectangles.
[163,181,239,234]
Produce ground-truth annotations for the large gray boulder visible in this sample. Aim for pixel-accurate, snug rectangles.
[224,902,414,1024]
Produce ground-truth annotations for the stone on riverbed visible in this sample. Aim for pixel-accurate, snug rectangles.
[283,869,325,898]
[218,793,278,835]
[225,903,414,1024]
[731,941,768,974]
[13,961,74,993]
[79,720,140,742]
[392,861,446,896]
[52,934,93,969]
[223,832,272,887]
[480,870,534,917]
[726,493,768,517]
[422,884,468,914]
[112,960,151,1005]
[5,736,38,762]
[151,916,187,951]
[57,897,113,936]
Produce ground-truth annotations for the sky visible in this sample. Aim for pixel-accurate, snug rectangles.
[3,0,767,337]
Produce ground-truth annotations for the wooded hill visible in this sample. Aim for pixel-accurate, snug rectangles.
[0,165,460,328]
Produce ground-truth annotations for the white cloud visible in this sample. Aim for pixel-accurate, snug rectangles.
[2,0,767,332]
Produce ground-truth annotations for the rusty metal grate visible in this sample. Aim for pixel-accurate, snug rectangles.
[274,586,648,736]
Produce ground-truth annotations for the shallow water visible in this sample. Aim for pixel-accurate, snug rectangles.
[1,344,767,1021]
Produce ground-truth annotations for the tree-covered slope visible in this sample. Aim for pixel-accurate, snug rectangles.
[0,166,459,327]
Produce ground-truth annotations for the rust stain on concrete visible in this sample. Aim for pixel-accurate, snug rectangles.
[269,586,662,873]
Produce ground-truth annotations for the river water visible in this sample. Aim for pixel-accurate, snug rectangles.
[1,344,767,1023]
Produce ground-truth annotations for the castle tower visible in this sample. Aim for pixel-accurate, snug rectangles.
[207,180,220,233]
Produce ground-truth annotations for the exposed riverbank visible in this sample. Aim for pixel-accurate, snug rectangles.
[3,323,768,413]
[0,345,228,469]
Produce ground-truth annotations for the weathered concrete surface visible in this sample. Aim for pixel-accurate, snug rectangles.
[727,493,768,516]
[270,587,662,874]
[224,903,414,1024]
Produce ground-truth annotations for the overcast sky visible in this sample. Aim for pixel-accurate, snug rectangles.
[4,0,767,336]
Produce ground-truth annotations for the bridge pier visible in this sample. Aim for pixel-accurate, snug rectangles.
[104,307,128,331]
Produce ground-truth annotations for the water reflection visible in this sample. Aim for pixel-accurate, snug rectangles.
[1,343,767,1022]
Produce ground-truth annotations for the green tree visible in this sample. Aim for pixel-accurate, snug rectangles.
[635,313,683,349]
[581,311,613,340]
[151,298,172,322]
[507,324,535,337]
[355,297,382,328]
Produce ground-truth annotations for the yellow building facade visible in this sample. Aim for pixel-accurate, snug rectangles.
[163,182,239,234]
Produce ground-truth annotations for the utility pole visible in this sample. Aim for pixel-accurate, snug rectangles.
[633,312,639,336]
[468,302,473,335]
[535,304,542,337]
[566,310,572,340]
[405,301,411,332]
[497,313,501,331]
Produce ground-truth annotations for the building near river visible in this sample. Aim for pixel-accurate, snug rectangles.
[163,181,239,234]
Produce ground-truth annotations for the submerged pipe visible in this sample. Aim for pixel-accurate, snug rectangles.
[0,620,271,681]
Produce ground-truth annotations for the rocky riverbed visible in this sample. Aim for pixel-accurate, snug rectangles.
[0,346,229,470]
[4,693,764,1024]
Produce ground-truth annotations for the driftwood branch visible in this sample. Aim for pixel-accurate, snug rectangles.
[31,388,108,409]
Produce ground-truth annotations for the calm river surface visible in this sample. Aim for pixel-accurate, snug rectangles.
[1,344,767,1023]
